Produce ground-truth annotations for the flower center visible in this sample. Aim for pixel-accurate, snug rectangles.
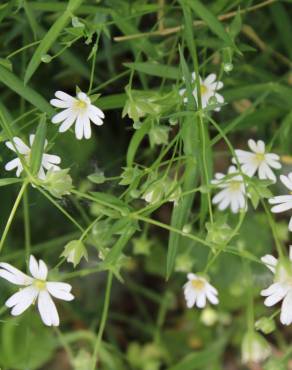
[255,152,265,163]
[74,100,87,110]
[34,279,46,290]
[229,181,241,191]
[191,279,205,290]
[200,84,208,95]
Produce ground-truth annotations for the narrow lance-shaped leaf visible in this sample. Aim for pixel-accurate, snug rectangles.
[166,47,199,279]
[30,115,47,176]
[187,0,235,49]
[0,65,53,115]
[24,0,84,84]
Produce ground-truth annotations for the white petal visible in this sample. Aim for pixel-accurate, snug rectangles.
[187,273,197,281]
[261,255,277,273]
[6,137,30,154]
[59,113,77,133]
[7,286,38,316]
[46,282,74,301]
[52,108,72,124]
[212,188,229,204]
[50,99,73,108]
[29,255,40,279]
[214,92,224,103]
[196,292,206,308]
[247,139,258,153]
[262,284,289,306]
[289,217,292,232]
[83,115,92,139]
[269,195,292,204]
[217,195,231,211]
[257,140,265,153]
[75,115,84,140]
[258,162,276,182]
[89,105,105,119]
[270,202,292,213]
[204,73,216,85]
[38,290,60,326]
[5,158,21,171]
[88,110,104,126]
[280,175,292,191]
[280,290,292,325]
[0,262,33,285]
[37,260,48,280]
[206,290,219,305]
[55,91,75,103]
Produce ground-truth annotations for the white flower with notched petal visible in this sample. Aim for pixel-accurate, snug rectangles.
[179,72,224,111]
[5,135,61,180]
[269,173,292,231]
[261,247,292,325]
[233,139,281,182]
[212,165,247,213]
[0,255,74,326]
[50,90,105,140]
[183,273,219,308]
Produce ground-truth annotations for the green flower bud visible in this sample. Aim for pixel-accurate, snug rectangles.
[175,254,193,273]
[200,307,218,326]
[241,331,271,364]
[61,240,88,267]
[255,317,276,334]
[142,181,165,204]
[42,168,73,198]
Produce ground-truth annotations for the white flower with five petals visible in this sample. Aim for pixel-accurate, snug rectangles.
[50,90,105,140]
[179,72,224,111]
[183,273,219,308]
[261,247,292,325]
[5,135,61,179]
[233,139,281,182]
[0,255,74,326]
[269,173,292,231]
[212,165,247,213]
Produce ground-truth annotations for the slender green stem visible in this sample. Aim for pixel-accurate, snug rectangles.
[0,182,28,253]
[54,327,74,365]
[90,271,113,370]
[23,188,31,263]
[38,187,84,232]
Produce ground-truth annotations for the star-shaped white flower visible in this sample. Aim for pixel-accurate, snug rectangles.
[261,247,292,325]
[50,90,105,140]
[0,255,74,326]
[179,72,224,111]
[269,173,292,231]
[212,165,247,213]
[183,273,219,308]
[5,135,61,179]
[233,139,281,182]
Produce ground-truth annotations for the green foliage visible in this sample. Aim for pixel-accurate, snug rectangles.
[0,0,291,369]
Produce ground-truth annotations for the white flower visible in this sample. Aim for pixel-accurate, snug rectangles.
[179,72,224,111]
[50,90,105,140]
[5,135,61,180]
[261,247,292,325]
[212,165,247,213]
[269,173,292,231]
[233,139,281,182]
[0,255,74,326]
[183,273,219,308]
[241,331,271,364]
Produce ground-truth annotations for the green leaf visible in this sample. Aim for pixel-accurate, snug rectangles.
[187,0,235,49]
[0,65,53,115]
[91,192,130,216]
[30,115,47,176]
[24,0,84,84]
[126,120,151,167]
[87,171,106,184]
[124,62,180,80]
[0,178,22,187]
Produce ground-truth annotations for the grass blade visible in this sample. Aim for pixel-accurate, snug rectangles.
[24,0,84,84]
